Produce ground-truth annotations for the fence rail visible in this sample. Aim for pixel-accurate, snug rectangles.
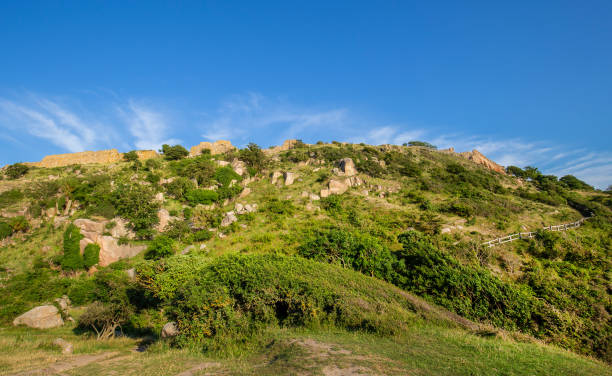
[481,217,590,248]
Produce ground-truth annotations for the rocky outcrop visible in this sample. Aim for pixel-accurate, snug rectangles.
[271,171,283,185]
[263,139,302,155]
[231,160,247,175]
[338,158,357,176]
[221,211,238,227]
[189,140,236,156]
[284,172,296,186]
[458,149,506,174]
[13,305,64,329]
[320,177,363,198]
[25,149,158,168]
[74,218,146,267]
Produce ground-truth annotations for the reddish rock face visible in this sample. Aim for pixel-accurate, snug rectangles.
[459,149,506,174]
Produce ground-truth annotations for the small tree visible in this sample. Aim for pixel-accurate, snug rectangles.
[61,224,84,271]
[144,235,175,260]
[123,150,139,162]
[238,143,268,172]
[407,141,437,149]
[161,144,189,160]
[5,163,29,180]
[83,243,100,269]
[78,301,132,340]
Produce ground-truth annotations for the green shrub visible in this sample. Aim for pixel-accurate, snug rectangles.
[144,235,175,260]
[123,151,139,162]
[161,144,189,160]
[0,189,24,208]
[5,163,29,179]
[146,172,161,184]
[216,185,243,201]
[180,156,215,185]
[298,228,394,280]
[8,216,29,233]
[165,177,196,201]
[165,220,191,240]
[186,189,218,205]
[238,143,268,172]
[193,229,212,242]
[559,175,593,191]
[61,224,84,271]
[265,198,295,216]
[137,254,417,351]
[145,158,162,170]
[407,141,437,149]
[0,222,12,239]
[356,159,385,178]
[214,166,242,187]
[113,184,160,238]
[83,243,100,269]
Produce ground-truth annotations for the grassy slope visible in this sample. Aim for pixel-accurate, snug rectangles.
[1,143,610,374]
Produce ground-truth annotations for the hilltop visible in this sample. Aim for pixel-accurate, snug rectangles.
[0,139,610,375]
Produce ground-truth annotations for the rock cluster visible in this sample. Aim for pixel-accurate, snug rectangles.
[320,176,363,198]
[458,149,506,174]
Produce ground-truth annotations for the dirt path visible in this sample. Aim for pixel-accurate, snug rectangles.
[9,351,120,376]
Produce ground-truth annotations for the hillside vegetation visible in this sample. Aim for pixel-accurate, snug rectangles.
[0,140,610,374]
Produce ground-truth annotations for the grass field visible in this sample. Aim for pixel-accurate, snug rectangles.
[1,324,609,376]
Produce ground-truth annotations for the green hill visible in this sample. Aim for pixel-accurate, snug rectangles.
[0,140,610,375]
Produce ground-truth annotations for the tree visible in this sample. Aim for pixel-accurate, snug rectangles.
[5,163,29,180]
[523,166,541,180]
[506,166,526,178]
[83,243,100,269]
[238,143,268,172]
[161,144,189,160]
[408,141,437,149]
[123,150,139,162]
[78,301,132,340]
[61,224,84,271]
[559,175,593,191]
[144,235,175,260]
[113,184,160,238]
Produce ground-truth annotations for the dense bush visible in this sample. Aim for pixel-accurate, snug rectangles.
[238,143,268,172]
[182,156,216,185]
[193,229,212,242]
[83,243,100,269]
[356,159,385,178]
[0,189,24,208]
[0,222,12,239]
[298,228,394,280]
[265,198,295,216]
[407,141,437,149]
[61,224,85,271]
[559,175,593,191]
[161,144,189,160]
[214,166,242,187]
[144,235,175,260]
[123,151,139,162]
[165,177,196,201]
[113,184,160,238]
[4,163,29,179]
[137,254,418,351]
[185,189,218,205]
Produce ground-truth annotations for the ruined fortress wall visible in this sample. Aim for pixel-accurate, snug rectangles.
[26,149,159,168]
[189,140,236,156]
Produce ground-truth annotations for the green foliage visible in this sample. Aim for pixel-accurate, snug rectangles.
[265,198,295,216]
[192,207,222,229]
[123,150,139,162]
[4,163,29,179]
[68,174,116,218]
[185,189,218,205]
[165,219,191,241]
[193,229,212,242]
[356,159,385,178]
[144,235,175,260]
[61,224,84,271]
[238,143,268,172]
[214,166,242,187]
[298,228,394,279]
[113,184,160,238]
[320,195,343,213]
[0,189,24,208]
[506,165,526,178]
[83,243,100,269]
[137,254,417,351]
[393,231,535,331]
[216,185,243,201]
[145,172,161,184]
[164,177,196,201]
[7,216,29,233]
[407,141,437,149]
[559,175,593,191]
[180,156,215,185]
[0,222,12,239]
[161,144,189,160]
[145,158,162,170]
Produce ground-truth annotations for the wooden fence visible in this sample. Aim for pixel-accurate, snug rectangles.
[481,217,591,248]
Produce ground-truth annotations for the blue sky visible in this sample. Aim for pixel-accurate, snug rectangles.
[0,1,610,188]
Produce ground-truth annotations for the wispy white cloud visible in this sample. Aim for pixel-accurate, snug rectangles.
[120,100,180,151]
[0,96,105,152]
[200,93,349,145]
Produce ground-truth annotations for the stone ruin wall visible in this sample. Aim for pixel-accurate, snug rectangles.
[25,148,159,168]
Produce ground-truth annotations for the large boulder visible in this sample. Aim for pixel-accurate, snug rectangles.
[271,171,283,185]
[156,209,171,232]
[98,236,146,267]
[74,218,105,234]
[231,160,247,176]
[161,322,179,338]
[13,305,64,329]
[338,158,357,176]
[328,179,349,195]
[284,172,296,186]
